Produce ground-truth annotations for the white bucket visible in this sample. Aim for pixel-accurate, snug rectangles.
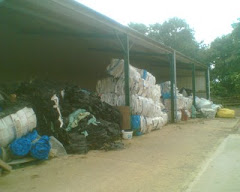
[122,130,133,140]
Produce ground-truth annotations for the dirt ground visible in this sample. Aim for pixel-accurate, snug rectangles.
[1,111,239,192]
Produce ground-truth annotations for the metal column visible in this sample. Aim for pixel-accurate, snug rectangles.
[170,51,177,123]
[192,64,196,106]
[205,66,210,100]
[123,34,130,106]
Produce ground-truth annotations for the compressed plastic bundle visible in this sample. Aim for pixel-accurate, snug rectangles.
[97,78,161,103]
[163,95,192,111]
[161,81,171,98]
[183,96,193,110]
[100,93,116,106]
[136,69,156,85]
[195,97,213,110]
[177,94,193,110]
[100,94,162,118]
[106,59,141,80]
[161,112,168,125]
[106,59,124,78]
[106,59,156,85]
[9,129,38,156]
[96,77,117,94]
[160,81,179,99]
[10,137,32,156]
[200,108,217,118]
[131,95,162,117]
[100,93,125,106]
[131,115,167,134]
[131,115,141,132]
[30,135,51,160]
[217,108,235,118]
[0,107,37,147]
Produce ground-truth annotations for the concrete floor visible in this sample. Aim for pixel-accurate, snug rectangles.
[186,134,240,192]
[0,117,239,192]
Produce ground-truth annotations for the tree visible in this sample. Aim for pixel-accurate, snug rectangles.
[128,18,204,60]
[208,19,240,97]
[128,22,148,35]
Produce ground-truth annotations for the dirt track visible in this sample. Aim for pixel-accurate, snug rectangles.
[0,117,239,192]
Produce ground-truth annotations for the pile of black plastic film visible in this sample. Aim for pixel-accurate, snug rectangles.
[0,80,122,154]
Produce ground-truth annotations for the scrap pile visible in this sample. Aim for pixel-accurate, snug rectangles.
[97,59,168,134]
[195,97,222,118]
[160,81,225,119]
[0,80,122,157]
[161,81,193,121]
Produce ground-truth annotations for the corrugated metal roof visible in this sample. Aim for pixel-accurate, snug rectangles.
[1,0,207,69]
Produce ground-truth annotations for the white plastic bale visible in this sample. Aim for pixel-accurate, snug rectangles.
[146,117,154,132]
[133,114,168,134]
[100,93,125,106]
[201,108,216,118]
[96,77,117,94]
[136,69,156,85]
[131,95,162,117]
[107,59,142,80]
[0,107,37,147]
[162,112,168,125]
[140,116,147,133]
[161,81,171,94]
[167,110,182,122]
[106,58,157,86]
[161,81,179,94]
[163,95,192,111]
[100,93,163,118]
[184,97,193,110]
[107,59,125,78]
[186,110,191,118]
[96,77,161,103]
[100,94,114,106]
[195,97,213,110]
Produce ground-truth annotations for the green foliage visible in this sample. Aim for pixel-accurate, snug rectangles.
[128,22,148,35]
[128,18,206,61]
[128,18,240,98]
[208,19,240,97]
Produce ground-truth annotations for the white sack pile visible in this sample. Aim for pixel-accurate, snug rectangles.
[96,59,168,133]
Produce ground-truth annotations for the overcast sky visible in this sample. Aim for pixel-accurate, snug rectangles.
[76,0,239,44]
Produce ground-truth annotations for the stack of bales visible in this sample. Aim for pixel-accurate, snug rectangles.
[161,81,193,121]
[97,59,168,134]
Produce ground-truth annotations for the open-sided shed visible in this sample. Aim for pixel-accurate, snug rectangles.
[0,0,210,122]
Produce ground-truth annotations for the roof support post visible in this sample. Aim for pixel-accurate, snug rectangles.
[205,65,210,100]
[192,63,196,106]
[123,34,130,106]
[170,51,177,123]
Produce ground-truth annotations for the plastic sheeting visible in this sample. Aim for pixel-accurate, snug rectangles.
[106,59,156,85]
[131,114,168,134]
[30,135,51,160]
[195,97,222,118]
[98,58,167,134]
[200,108,217,118]
[163,95,193,111]
[100,94,164,118]
[97,77,161,103]
[0,107,37,147]
[195,97,213,110]
[217,108,235,118]
[160,81,178,98]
